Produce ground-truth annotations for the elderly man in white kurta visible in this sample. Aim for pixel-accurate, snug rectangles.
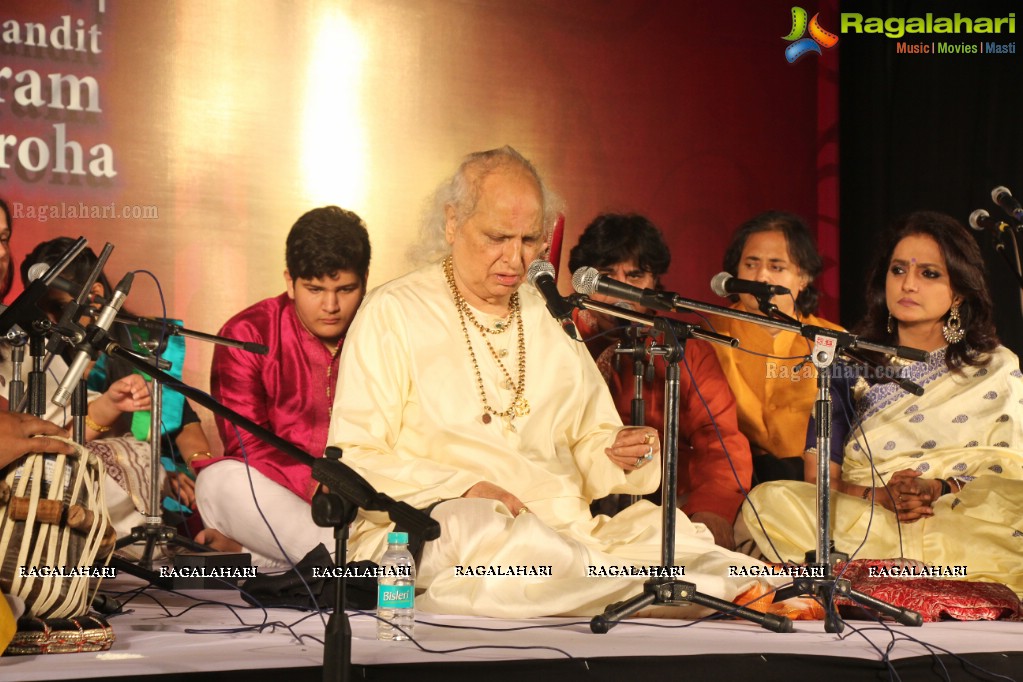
[328,146,780,617]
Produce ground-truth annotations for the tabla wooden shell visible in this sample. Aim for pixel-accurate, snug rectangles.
[0,437,113,619]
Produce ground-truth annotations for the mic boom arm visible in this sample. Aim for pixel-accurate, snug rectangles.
[567,295,739,349]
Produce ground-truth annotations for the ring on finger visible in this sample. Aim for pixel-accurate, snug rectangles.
[644,432,655,444]
[634,456,645,468]
[643,445,653,461]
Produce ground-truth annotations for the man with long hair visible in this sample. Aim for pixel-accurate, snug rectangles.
[568,213,752,549]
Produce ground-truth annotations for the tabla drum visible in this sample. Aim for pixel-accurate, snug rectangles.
[0,436,115,653]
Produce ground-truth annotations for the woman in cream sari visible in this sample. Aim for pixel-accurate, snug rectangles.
[743,211,1023,595]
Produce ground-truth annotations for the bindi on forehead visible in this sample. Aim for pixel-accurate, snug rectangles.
[891,257,943,270]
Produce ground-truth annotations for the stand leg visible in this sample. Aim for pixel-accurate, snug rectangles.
[591,343,793,635]
[311,465,356,682]
[322,525,351,682]
[591,578,792,634]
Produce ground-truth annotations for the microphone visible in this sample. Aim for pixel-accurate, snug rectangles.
[52,272,134,407]
[991,186,1023,223]
[27,262,108,305]
[710,272,790,298]
[527,260,579,340]
[969,209,1011,234]
[571,267,674,312]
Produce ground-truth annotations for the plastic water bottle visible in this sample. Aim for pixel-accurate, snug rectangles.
[376,531,416,640]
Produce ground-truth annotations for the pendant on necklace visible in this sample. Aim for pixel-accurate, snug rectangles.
[512,396,530,417]
[482,413,492,424]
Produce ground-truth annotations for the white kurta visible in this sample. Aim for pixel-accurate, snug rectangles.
[329,263,780,617]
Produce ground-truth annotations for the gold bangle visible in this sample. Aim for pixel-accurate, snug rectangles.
[85,415,112,433]
[186,451,214,464]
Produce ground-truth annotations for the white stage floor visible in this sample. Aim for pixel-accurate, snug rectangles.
[3,578,1021,681]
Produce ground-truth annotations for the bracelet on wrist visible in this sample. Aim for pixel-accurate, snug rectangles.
[85,415,112,433]
[861,486,872,500]
[938,478,952,496]
[186,451,214,465]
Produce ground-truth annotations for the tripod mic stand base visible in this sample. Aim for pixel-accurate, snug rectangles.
[590,578,793,634]
[107,522,215,587]
[776,570,923,633]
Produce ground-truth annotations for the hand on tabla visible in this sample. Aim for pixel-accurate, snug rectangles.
[0,412,75,468]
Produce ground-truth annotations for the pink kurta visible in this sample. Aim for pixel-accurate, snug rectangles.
[202,293,340,501]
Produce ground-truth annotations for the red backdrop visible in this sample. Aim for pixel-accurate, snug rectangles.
[1,0,838,442]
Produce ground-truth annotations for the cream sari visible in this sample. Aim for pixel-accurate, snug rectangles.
[743,346,1023,595]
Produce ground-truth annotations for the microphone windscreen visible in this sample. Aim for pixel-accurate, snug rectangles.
[968,209,989,232]
[571,267,599,295]
[710,271,733,297]
[526,259,554,286]
[26,262,51,283]
[991,185,1012,203]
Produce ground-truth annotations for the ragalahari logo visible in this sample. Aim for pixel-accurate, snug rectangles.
[783,7,839,62]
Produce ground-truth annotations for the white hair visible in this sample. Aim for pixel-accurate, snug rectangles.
[407,145,563,266]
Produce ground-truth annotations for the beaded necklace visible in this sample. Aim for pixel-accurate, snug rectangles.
[444,257,529,427]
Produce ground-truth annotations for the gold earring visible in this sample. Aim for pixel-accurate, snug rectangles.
[942,302,965,344]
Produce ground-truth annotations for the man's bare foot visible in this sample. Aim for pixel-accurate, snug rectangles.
[195,528,244,552]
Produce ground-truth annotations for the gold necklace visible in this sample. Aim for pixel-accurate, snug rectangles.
[325,341,342,419]
[444,257,529,426]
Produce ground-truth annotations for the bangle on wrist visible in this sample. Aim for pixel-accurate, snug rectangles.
[861,486,872,500]
[949,477,964,493]
[85,415,112,433]
[186,451,214,465]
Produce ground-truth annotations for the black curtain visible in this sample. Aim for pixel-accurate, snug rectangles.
[839,0,1023,357]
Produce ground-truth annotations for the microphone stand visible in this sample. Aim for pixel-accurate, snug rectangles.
[696,294,924,632]
[572,272,926,631]
[7,340,26,411]
[618,324,646,507]
[25,322,53,420]
[978,224,1023,320]
[569,296,793,634]
[107,307,300,571]
[0,238,88,419]
[107,315,269,567]
[111,348,211,570]
[311,446,357,682]
[990,231,1023,290]
[82,312,269,567]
